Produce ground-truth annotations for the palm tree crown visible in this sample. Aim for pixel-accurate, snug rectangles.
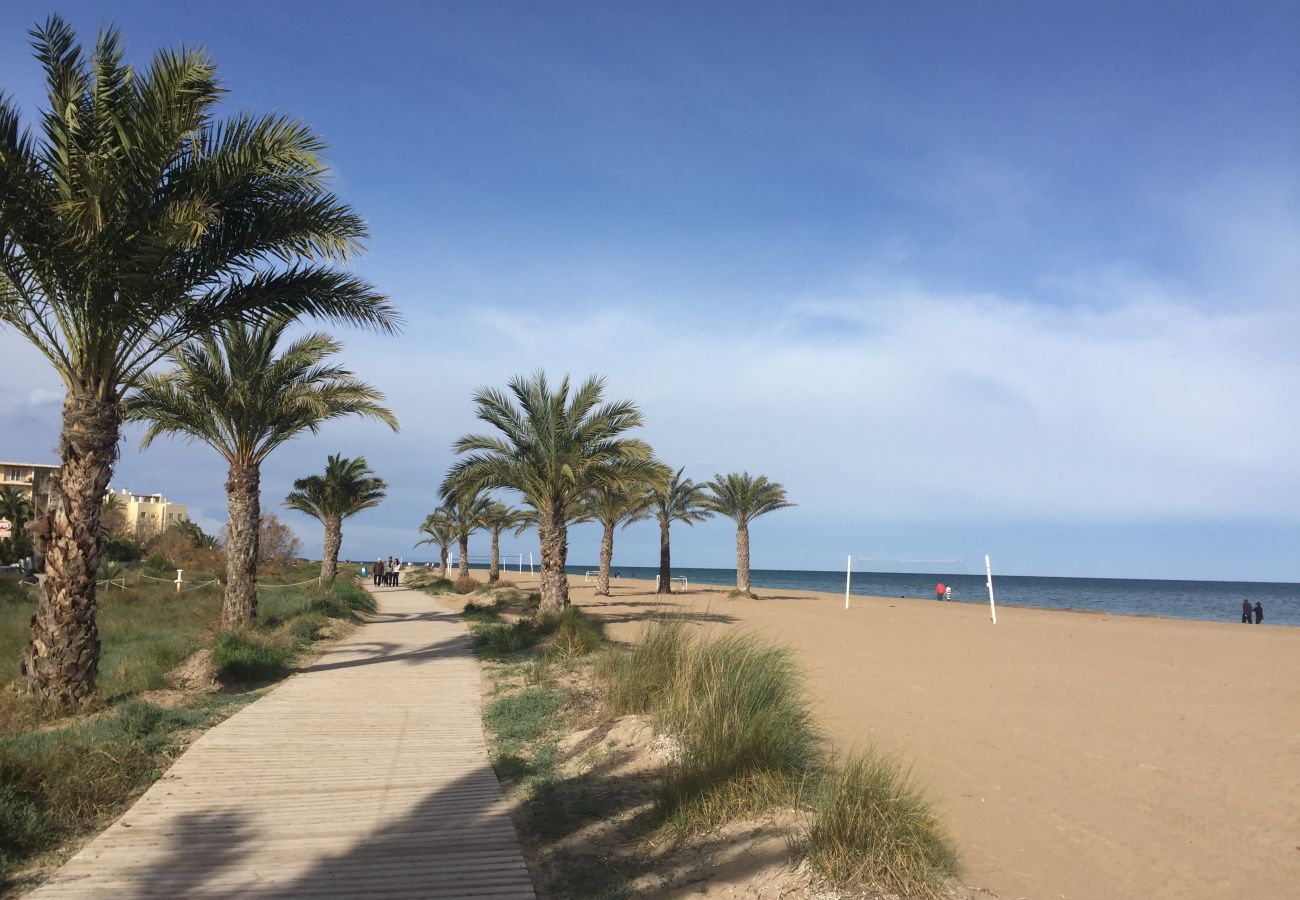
[285,454,387,587]
[285,455,388,524]
[440,487,493,579]
[581,479,658,596]
[702,472,794,525]
[477,500,526,583]
[444,371,656,610]
[127,319,398,467]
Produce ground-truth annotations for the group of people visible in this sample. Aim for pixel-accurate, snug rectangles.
[1240,599,1264,624]
[934,581,954,601]
[371,556,403,587]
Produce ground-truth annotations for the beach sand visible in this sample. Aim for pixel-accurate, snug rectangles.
[499,572,1300,900]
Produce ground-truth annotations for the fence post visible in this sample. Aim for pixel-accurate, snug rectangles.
[175,568,183,593]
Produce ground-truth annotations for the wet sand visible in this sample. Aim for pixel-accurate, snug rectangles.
[509,572,1300,900]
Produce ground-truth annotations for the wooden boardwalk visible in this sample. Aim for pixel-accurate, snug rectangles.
[29,582,535,899]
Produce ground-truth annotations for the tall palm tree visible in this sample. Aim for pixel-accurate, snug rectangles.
[582,480,659,597]
[415,509,455,578]
[444,372,655,612]
[1,18,397,703]
[478,500,526,584]
[440,487,492,581]
[284,454,388,588]
[630,467,711,595]
[702,472,794,595]
[125,319,397,626]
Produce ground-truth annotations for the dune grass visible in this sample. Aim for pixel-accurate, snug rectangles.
[800,752,959,899]
[595,618,958,896]
[0,568,371,882]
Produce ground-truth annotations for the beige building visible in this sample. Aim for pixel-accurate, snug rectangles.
[111,488,189,539]
[1,461,60,511]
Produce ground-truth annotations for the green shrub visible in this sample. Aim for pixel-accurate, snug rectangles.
[455,574,483,594]
[0,697,246,875]
[801,753,959,898]
[536,607,605,659]
[423,577,455,594]
[288,614,327,646]
[484,686,567,745]
[211,631,295,683]
[461,602,502,624]
[470,621,538,658]
[142,553,173,575]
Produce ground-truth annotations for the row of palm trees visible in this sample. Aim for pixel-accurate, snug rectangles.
[0,19,398,703]
[428,372,793,612]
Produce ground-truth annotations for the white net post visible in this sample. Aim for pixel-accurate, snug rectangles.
[844,554,852,609]
[985,554,997,624]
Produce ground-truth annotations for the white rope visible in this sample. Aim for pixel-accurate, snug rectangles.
[138,573,175,582]
[178,579,221,592]
[257,578,318,589]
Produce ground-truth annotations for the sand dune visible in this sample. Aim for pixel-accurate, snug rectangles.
[532,573,1300,900]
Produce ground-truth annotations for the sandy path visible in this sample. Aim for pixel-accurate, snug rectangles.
[530,573,1300,900]
[27,583,534,899]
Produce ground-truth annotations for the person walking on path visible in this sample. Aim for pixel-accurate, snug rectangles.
[1241,599,1252,623]
[373,558,385,587]
[1254,601,1263,624]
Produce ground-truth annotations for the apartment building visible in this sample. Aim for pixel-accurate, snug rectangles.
[109,488,189,539]
[0,461,60,512]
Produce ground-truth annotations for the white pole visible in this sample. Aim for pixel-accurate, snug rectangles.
[529,552,534,575]
[518,553,522,574]
[175,568,183,594]
[985,554,997,624]
[845,554,852,609]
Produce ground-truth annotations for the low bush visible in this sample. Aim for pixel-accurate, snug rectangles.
[142,553,173,576]
[801,753,959,898]
[211,631,295,683]
[422,577,455,594]
[492,577,516,589]
[484,686,567,747]
[470,620,538,658]
[597,620,690,716]
[461,601,502,624]
[455,574,483,594]
[535,607,605,659]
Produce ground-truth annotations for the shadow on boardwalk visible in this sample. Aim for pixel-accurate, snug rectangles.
[125,765,531,898]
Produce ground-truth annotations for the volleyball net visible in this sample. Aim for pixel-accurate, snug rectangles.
[843,554,998,623]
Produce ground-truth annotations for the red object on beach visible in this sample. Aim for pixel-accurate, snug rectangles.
[936,581,946,596]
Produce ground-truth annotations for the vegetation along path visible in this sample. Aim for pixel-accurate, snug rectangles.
[28,581,535,899]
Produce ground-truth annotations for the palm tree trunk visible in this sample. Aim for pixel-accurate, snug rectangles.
[319,514,341,588]
[538,500,569,612]
[19,394,118,704]
[489,529,501,584]
[656,516,671,594]
[223,462,261,627]
[439,547,448,578]
[596,521,614,596]
[458,536,470,580]
[736,521,751,594]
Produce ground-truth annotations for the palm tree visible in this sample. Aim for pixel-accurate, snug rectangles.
[478,501,526,584]
[285,455,388,588]
[415,509,455,578]
[444,372,655,612]
[440,487,492,581]
[630,467,711,595]
[1,19,397,703]
[0,488,34,529]
[125,319,397,626]
[702,472,794,595]
[582,480,659,597]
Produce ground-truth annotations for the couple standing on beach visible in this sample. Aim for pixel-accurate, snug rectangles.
[1240,599,1263,624]
[372,556,401,587]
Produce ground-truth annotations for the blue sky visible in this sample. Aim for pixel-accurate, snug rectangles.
[2,2,1298,580]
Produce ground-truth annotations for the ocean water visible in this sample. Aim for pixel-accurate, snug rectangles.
[558,564,1300,627]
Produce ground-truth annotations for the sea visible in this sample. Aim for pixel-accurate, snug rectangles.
[550,564,1300,628]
